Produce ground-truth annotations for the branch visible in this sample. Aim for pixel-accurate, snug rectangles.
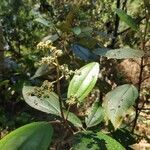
[131,9,148,133]
[55,58,74,134]
[0,22,5,77]
[122,0,128,10]
[110,0,121,48]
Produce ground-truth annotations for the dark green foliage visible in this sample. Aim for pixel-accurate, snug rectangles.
[72,131,125,150]
[111,129,137,149]
[0,122,53,150]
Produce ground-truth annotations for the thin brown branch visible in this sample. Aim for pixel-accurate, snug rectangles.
[55,58,65,120]
[110,0,121,48]
[0,22,5,77]
[122,0,128,10]
[131,9,148,133]
[141,76,150,82]
[55,58,74,134]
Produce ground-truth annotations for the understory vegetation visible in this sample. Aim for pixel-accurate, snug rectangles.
[0,0,149,149]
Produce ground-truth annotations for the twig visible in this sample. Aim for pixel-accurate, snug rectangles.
[55,58,65,120]
[131,52,144,133]
[65,104,71,121]
[141,108,150,111]
[55,58,74,134]
[51,75,64,84]
[122,0,128,10]
[48,12,61,38]
[110,0,121,48]
[141,76,150,82]
[131,8,149,133]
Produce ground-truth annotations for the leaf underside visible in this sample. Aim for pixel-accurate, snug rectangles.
[103,84,138,129]
[93,48,144,59]
[22,85,82,128]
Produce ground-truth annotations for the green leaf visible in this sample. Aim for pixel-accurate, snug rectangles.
[115,9,139,31]
[22,85,61,115]
[111,129,136,148]
[94,31,114,39]
[22,86,82,128]
[0,122,53,150]
[81,27,93,36]
[0,80,9,87]
[72,131,125,150]
[64,111,82,128]
[72,27,81,35]
[31,64,51,79]
[67,62,99,103]
[85,100,104,128]
[35,17,51,27]
[42,34,59,43]
[103,84,138,129]
[93,47,144,59]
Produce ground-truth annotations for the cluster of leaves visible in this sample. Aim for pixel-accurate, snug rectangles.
[0,61,138,149]
[0,0,149,149]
